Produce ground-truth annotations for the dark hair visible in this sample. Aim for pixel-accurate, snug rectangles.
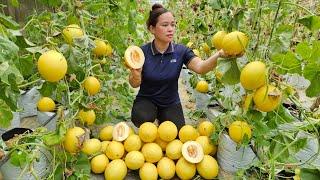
[146,4,169,30]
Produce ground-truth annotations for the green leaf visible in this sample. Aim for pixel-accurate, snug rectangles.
[53,164,64,180]
[10,150,27,167]
[252,118,270,136]
[0,62,24,84]
[291,137,307,153]
[194,18,208,32]
[37,0,62,7]
[230,8,245,30]
[73,153,91,177]
[178,19,189,31]
[300,168,320,180]
[265,105,294,129]
[309,40,320,64]
[270,135,290,162]
[270,25,294,54]
[219,59,240,85]
[208,0,223,10]
[7,73,19,93]
[39,81,57,97]
[0,36,19,62]
[0,84,18,111]
[10,0,19,7]
[128,10,137,33]
[43,134,62,146]
[0,100,13,128]
[0,13,20,29]
[298,15,320,32]
[271,52,302,75]
[15,54,34,77]
[296,42,312,60]
[63,46,85,75]
[304,62,320,97]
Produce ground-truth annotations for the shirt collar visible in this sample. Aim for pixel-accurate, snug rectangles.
[151,40,174,55]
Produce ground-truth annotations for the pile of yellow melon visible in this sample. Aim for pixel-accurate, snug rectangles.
[63,120,219,179]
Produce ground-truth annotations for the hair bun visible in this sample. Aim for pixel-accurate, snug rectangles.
[152,3,164,11]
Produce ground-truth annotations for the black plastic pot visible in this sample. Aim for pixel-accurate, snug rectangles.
[0,128,51,180]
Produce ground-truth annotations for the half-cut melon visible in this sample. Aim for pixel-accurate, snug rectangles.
[112,122,130,142]
[124,46,145,69]
[181,141,204,163]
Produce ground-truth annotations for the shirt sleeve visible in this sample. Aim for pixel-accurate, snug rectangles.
[182,45,196,66]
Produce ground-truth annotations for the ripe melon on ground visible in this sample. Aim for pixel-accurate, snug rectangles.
[179,125,198,143]
[176,157,196,180]
[124,134,142,152]
[104,159,127,180]
[196,155,219,179]
[93,39,112,56]
[100,141,110,153]
[141,143,163,163]
[81,138,101,155]
[166,139,183,160]
[198,121,215,136]
[196,136,217,155]
[157,157,176,180]
[63,127,85,153]
[139,122,157,142]
[106,141,125,160]
[90,154,109,174]
[139,162,158,180]
[99,125,113,141]
[158,121,177,142]
[195,80,209,93]
[124,45,145,69]
[125,151,145,170]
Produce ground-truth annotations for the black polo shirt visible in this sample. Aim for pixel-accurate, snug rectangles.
[137,41,196,107]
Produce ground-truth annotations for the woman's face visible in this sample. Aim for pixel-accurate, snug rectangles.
[150,12,175,43]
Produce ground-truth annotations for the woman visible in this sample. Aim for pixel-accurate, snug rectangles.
[129,4,229,130]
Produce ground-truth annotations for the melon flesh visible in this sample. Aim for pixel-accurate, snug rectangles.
[125,46,145,69]
[112,122,130,142]
[181,141,204,163]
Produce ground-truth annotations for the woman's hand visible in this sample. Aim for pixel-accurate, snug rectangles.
[218,49,244,58]
[130,68,142,80]
[129,68,142,88]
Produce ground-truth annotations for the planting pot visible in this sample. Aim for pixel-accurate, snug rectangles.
[18,87,40,119]
[0,112,20,135]
[294,131,320,169]
[37,111,57,131]
[217,133,258,175]
[205,105,222,121]
[180,68,189,84]
[193,90,210,110]
[0,128,52,180]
